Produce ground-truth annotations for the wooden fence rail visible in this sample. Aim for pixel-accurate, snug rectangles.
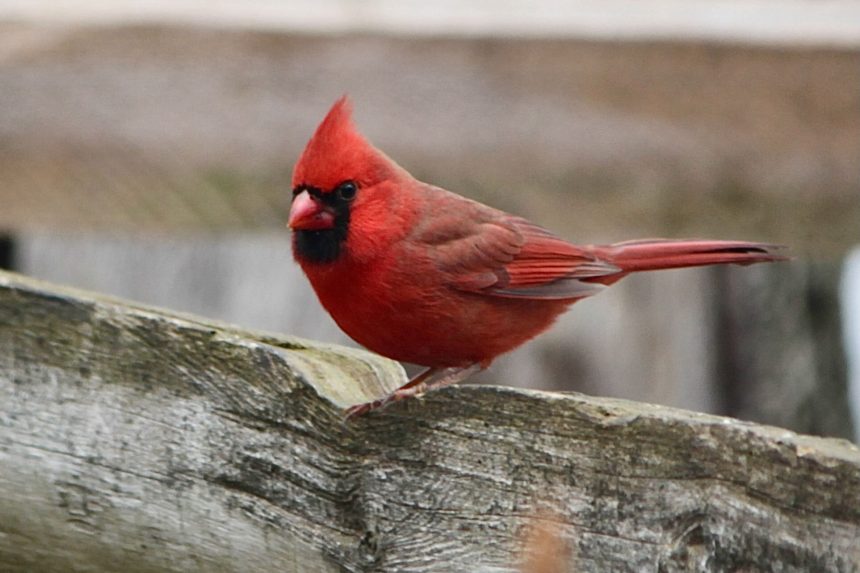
[1,270,859,572]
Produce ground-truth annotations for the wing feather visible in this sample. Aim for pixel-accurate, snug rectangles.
[413,187,619,300]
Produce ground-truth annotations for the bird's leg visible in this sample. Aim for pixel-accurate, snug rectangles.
[392,363,481,400]
[344,367,440,419]
[344,363,481,419]
[389,365,442,392]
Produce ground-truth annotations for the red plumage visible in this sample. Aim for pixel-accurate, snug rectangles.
[289,97,786,416]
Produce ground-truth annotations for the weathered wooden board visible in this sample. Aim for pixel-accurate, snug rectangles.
[2,270,860,572]
[17,232,855,440]
[14,231,722,414]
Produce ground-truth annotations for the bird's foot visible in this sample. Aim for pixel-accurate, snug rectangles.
[344,386,423,419]
[343,363,481,420]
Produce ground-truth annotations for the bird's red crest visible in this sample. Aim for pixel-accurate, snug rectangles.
[292,96,392,191]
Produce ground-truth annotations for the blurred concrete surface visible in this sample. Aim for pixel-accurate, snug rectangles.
[0,23,858,254]
[2,0,860,45]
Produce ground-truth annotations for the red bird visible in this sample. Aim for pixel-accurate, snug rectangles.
[288,97,784,417]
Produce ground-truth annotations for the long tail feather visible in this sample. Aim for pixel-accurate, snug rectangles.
[589,239,787,280]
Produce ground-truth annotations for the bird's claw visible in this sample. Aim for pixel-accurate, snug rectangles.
[344,400,379,420]
[343,387,421,420]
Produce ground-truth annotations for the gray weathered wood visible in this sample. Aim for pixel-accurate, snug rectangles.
[2,269,860,572]
[19,232,855,440]
[12,232,730,417]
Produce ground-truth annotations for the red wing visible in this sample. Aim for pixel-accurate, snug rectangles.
[485,220,620,299]
[414,189,619,300]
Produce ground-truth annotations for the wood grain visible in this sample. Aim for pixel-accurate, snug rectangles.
[1,269,859,572]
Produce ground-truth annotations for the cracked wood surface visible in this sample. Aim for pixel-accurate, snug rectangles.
[1,269,860,572]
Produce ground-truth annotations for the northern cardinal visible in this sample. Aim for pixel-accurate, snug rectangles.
[288,97,785,417]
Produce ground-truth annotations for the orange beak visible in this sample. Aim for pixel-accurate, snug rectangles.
[288,190,335,230]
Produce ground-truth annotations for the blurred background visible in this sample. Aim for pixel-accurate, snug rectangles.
[1,1,858,440]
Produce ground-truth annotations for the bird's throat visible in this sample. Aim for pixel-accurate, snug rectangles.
[294,217,349,264]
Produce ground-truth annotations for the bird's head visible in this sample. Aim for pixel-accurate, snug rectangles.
[289,96,407,265]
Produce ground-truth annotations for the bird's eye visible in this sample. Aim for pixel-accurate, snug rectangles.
[335,181,358,202]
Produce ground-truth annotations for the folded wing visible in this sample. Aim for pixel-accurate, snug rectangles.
[415,189,619,300]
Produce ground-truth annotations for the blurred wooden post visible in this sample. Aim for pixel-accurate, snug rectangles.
[2,270,860,572]
[0,235,13,270]
[716,262,855,439]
